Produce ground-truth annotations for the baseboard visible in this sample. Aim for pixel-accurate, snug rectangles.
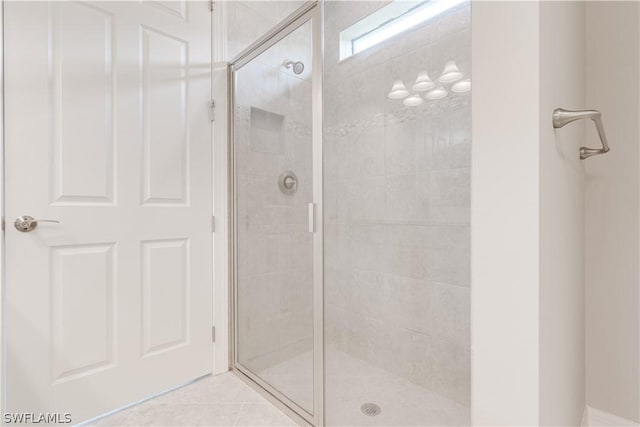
[583,406,639,427]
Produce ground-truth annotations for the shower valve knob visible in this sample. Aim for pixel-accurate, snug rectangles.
[278,171,298,195]
[283,176,296,189]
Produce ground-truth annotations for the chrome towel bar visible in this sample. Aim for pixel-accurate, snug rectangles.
[553,108,611,160]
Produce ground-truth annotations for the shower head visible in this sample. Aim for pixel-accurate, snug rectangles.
[283,59,304,75]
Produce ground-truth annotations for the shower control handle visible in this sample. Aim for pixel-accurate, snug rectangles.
[283,176,296,190]
[278,171,298,195]
[14,215,61,232]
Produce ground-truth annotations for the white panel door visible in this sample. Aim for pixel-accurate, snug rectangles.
[4,1,212,423]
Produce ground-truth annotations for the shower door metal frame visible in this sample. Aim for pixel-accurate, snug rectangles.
[227,2,324,426]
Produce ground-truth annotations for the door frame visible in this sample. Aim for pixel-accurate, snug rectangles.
[0,0,6,417]
[225,2,324,425]
[0,0,218,417]
[212,0,230,377]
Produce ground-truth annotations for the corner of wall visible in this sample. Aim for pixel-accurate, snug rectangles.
[471,1,540,425]
[583,406,640,427]
[538,1,586,425]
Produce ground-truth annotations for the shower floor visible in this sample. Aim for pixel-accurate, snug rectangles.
[260,347,470,426]
[94,348,469,426]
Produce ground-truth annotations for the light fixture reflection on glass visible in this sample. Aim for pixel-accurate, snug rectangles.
[388,80,410,99]
[438,60,463,83]
[403,95,424,107]
[451,79,471,93]
[412,71,436,92]
[426,87,448,100]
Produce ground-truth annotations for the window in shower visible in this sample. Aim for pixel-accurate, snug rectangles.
[339,0,467,60]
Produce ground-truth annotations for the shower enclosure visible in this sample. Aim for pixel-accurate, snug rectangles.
[230,4,323,425]
[229,1,471,425]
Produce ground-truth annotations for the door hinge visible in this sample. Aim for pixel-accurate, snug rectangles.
[209,0,214,12]
[211,215,215,232]
[209,100,216,122]
[212,326,216,342]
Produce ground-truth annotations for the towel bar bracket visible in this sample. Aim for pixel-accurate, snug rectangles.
[553,108,610,160]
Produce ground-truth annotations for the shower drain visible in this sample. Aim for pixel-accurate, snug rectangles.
[360,403,381,417]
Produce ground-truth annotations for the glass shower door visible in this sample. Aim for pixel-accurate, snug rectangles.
[231,9,319,423]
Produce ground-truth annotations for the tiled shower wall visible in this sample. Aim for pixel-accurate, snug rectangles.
[226,1,305,60]
[323,1,472,406]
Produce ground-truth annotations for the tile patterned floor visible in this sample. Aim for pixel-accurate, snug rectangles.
[323,349,469,426]
[259,348,469,426]
[92,373,297,427]
[93,348,469,426]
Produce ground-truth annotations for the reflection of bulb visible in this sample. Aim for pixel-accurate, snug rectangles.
[413,71,435,92]
[451,79,471,93]
[426,87,448,100]
[439,60,463,83]
[388,80,409,99]
[403,95,423,107]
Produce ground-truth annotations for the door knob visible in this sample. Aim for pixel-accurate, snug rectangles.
[14,215,61,232]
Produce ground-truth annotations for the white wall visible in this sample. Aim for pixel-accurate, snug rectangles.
[471,2,541,424]
[473,2,588,425]
[539,2,586,425]
[585,2,640,423]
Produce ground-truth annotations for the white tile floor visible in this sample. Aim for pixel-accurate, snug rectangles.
[259,351,314,413]
[260,348,469,426]
[327,352,468,427]
[93,373,296,427]
[94,348,469,427]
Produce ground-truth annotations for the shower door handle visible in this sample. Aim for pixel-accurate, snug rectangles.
[308,203,315,233]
